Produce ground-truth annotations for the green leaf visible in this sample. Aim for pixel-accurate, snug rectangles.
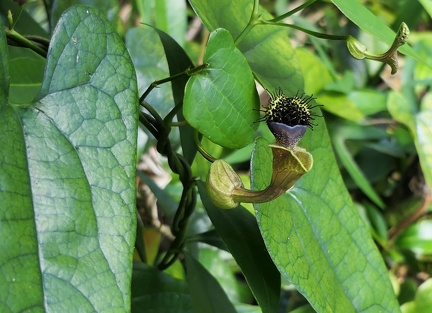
[0,0,48,37]
[199,248,253,303]
[348,89,388,116]
[296,47,333,95]
[8,50,45,105]
[319,91,365,121]
[0,19,8,103]
[330,121,386,208]
[419,0,432,18]
[51,0,120,28]
[188,0,303,94]
[401,279,432,313]
[185,252,237,313]
[154,0,187,47]
[251,122,400,312]
[387,92,416,130]
[187,229,228,252]
[131,262,192,313]
[126,26,175,122]
[152,27,197,163]
[198,181,280,313]
[184,28,259,149]
[0,6,137,311]
[395,220,432,257]
[388,91,432,189]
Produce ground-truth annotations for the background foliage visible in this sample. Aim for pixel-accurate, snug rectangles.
[1,0,432,312]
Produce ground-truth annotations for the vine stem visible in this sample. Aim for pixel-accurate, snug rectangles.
[259,21,348,41]
[10,6,24,30]
[234,0,321,46]
[389,192,432,240]
[6,28,48,58]
[268,0,318,23]
[194,131,217,162]
[139,63,209,104]
[234,0,260,45]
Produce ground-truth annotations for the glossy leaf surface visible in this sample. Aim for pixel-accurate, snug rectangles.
[251,127,400,312]
[51,0,119,28]
[188,0,303,94]
[184,28,259,149]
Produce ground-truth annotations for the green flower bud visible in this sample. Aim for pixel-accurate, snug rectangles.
[346,22,409,75]
[206,144,313,209]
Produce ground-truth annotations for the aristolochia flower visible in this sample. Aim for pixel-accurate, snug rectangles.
[206,89,320,209]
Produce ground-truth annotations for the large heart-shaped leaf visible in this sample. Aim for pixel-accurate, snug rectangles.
[0,6,137,312]
[251,125,400,312]
[184,28,259,149]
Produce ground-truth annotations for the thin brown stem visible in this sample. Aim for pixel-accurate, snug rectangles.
[389,192,432,239]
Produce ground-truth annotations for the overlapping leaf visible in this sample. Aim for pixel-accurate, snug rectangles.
[184,28,259,149]
[188,0,303,94]
[0,6,137,311]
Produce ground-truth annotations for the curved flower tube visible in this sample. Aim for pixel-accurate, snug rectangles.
[206,89,317,209]
[206,139,313,209]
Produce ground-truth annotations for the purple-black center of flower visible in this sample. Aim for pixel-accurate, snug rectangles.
[262,89,318,129]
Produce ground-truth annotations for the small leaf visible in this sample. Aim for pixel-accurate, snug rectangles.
[198,181,281,313]
[318,91,365,121]
[154,0,187,47]
[330,121,386,208]
[295,47,333,95]
[185,252,237,313]
[395,220,432,257]
[126,26,175,122]
[8,51,45,104]
[152,27,197,163]
[401,279,432,313]
[131,262,192,313]
[388,91,432,189]
[199,248,252,303]
[348,89,388,116]
[387,92,416,130]
[184,28,259,149]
